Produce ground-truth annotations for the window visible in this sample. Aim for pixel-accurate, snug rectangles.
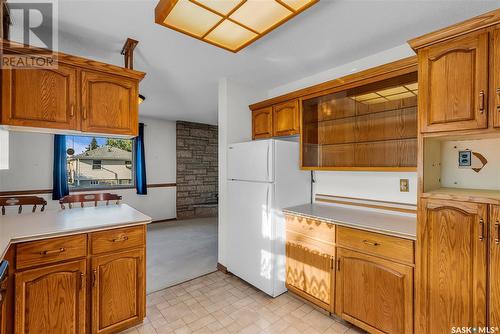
[92,160,102,170]
[66,135,135,190]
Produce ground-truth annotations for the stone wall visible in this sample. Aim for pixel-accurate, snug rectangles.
[176,121,218,219]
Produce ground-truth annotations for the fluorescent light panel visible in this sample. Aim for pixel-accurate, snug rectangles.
[352,83,418,105]
[156,0,318,52]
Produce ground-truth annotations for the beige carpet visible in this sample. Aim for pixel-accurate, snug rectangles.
[146,217,218,294]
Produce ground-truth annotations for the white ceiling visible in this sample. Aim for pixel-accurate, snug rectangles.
[12,0,500,125]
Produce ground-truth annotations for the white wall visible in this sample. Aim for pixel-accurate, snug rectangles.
[218,78,266,266]
[0,117,177,221]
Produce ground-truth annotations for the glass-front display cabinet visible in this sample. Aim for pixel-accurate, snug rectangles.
[301,72,418,170]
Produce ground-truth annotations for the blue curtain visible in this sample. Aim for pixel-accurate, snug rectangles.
[52,134,69,200]
[135,123,147,195]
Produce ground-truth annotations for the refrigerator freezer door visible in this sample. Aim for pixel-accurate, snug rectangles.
[227,140,274,182]
[226,180,281,296]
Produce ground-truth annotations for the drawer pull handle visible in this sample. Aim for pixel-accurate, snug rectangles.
[112,235,129,243]
[92,269,97,288]
[362,240,380,246]
[40,248,65,255]
[495,221,500,245]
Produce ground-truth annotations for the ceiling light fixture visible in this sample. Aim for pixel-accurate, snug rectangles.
[155,0,319,52]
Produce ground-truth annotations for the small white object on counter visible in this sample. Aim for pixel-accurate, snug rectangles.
[283,202,417,240]
[0,204,152,258]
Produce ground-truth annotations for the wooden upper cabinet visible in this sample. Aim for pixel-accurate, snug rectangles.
[91,248,145,334]
[490,205,500,327]
[273,99,300,137]
[492,26,500,128]
[15,259,86,334]
[418,31,489,132]
[335,248,413,334]
[252,107,273,139]
[1,63,79,130]
[81,71,138,136]
[416,199,487,333]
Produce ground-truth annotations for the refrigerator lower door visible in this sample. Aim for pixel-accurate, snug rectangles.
[226,180,283,297]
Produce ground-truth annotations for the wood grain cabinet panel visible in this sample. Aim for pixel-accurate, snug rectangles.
[492,26,500,128]
[272,100,300,137]
[81,71,138,136]
[490,205,500,327]
[91,248,145,334]
[90,226,145,255]
[416,199,487,333]
[15,259,86,334]
[252,107,273,139]
[419,31,489,132]
[1,63,79,130]
[335,248,413,334]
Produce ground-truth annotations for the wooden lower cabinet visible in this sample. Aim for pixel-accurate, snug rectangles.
[91,248,145,334]
[285,242,334,311]
[15,259,87,334]
[417,198,487,333]
[335,248,413,334]
[490,205,500,327]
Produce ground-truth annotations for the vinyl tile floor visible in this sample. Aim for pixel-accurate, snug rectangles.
[121,271,366,334]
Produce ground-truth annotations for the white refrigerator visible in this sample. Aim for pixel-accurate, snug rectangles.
[226,139,310,297]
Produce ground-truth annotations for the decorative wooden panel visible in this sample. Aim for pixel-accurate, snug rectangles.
[15,260,86,334]
[335,248,413,334]
[490,205,500,327]
[272,99,300,137]
[1,63,79,130]
[416,199,487,333]
[91,248,145,334]
[252,107,273,139]
[81,71,138,136]
[419,31,488,132]
[492,26,500,128]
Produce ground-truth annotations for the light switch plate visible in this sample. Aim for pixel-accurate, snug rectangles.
[400,179,409,192]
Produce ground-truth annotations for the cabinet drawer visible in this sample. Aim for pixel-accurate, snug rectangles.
[336,226,414,264]
[286,230,335,257]
[16,234,87,270]
[286,215,335,244]
[90,226,145,255]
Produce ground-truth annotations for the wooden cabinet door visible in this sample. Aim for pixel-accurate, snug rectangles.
[252,107,273,139]
[285,242,333,311]
[492,26,500,128]
[14,259,86,334]
[419,31,488,132]
[1,63,78,130]
[91,248,145,334]
[273,100,300,137]
[490,205,500,327]
[81,71,138,136]
[416,199,487,333]
[335,248,413,334]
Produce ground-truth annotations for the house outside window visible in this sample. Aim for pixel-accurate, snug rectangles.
[66,135,135,190]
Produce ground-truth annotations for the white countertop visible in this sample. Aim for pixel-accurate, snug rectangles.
[283,203,416,240]
[0,204,152,258]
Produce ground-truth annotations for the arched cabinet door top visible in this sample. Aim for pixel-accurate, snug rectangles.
[81,70,138,136]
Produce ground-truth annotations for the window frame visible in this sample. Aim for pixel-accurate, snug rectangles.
[65,135,136,192]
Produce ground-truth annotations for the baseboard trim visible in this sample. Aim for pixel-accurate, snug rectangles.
[217,263,229,274]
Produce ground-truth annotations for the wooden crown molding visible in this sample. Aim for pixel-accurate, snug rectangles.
[1,39,146,81]
[248,56,417,111]
[408,8,500,50]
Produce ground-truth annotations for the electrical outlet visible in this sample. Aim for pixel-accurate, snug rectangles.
[458,150,472,167]
[400,179,409,192]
